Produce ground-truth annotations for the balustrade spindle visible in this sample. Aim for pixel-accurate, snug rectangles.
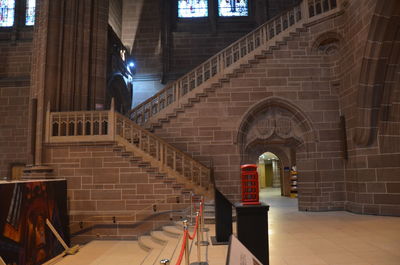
[182,156,185,178]
[191,161,194,182]
[173,151,177,171]
[90,113,94,136]
[156,141,159,161]
[82,114,85,136]
[199,167,202,187]
[159,143,163,165]
[74,114,77,136]
[139,130,142,150]
[147,135,150,154]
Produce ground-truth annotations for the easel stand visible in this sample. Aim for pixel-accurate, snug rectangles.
[46,219,80,255]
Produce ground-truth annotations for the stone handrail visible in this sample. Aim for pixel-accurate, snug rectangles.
[128,0,340,125]
[45,101,212,194]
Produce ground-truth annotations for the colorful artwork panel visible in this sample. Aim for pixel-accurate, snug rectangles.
[0,180,69,265]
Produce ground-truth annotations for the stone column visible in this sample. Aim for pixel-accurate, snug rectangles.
[30,0,109,166]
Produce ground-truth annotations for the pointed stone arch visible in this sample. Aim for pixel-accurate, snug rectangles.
[311,31,343,55]
[236,97,324,211]
[236,96,318,162]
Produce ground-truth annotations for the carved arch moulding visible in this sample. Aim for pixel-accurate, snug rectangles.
[236,97,318,161]
[311,31,343,55]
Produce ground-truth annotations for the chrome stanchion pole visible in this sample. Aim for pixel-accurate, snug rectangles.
[201,198,205,232]
[199,201,204,242]
[199,199,209,246]
[200,196,209,233]
[190,192,193,225]
[183,220,190,265]
[160,259,170,265]
[196,212,201,263]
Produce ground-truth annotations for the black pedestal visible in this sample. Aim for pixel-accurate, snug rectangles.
[235,202,269,265]
[213,188,232,244]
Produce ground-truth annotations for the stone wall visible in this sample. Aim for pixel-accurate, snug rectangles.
[43,142,192,242]
[337,0,400,216]
[146,0,400,216]
[109,0,122,38]
[121,0,163,107]
[122,0,297,106]
[151,15,346,211]
[122,0,162,75]
[169,31,246,78]
[0,80,31,178]
[0,27,33,178]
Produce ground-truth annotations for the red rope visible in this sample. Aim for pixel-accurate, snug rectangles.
[175,230,188,265]
[175,199,205,265]
[188,215,199,240]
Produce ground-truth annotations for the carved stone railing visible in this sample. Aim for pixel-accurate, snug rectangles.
[128,0,341,125]
[45,101,212,195]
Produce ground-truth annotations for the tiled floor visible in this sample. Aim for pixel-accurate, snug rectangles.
[260,188,400,265]
[49,188,400,265]
[205,188,400,265]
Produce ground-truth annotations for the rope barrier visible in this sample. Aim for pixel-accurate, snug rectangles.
[175,230,188,265]
[174,200,205,265]
[188,214,199,240]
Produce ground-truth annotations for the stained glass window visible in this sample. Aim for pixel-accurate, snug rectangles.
[25,0,35,26]
[178,0,208,18]
[218,0,248,17]
[0,0,15,27]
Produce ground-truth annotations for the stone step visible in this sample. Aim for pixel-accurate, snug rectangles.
[52,240,149,265]
[151,230,182,263]
[138,235,164,252]
[162,225,183,238]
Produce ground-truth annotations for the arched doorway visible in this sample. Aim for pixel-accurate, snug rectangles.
[256,151,294,201]
[237,97,320,211]
[257,152,280,190]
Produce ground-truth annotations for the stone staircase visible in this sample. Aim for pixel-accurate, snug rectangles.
[137,224,183,265]
[129,0,341,131]
[145,28,308,132]
[44,108,213,242]
[67,142,209,243]
[54,216,209,265]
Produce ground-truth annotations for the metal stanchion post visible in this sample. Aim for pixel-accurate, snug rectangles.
[160,259,170,265]
[201,200,205,232]
[183,220,190,265]
[190,192,193,225]
[196,212,201,263]
[198,201,209,246]
[200,196,209,233]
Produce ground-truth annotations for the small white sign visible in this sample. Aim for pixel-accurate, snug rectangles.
[226,235,263,265]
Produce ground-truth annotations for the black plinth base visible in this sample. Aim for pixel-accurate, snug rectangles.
[210,236,229,245]
[235,202,270,265]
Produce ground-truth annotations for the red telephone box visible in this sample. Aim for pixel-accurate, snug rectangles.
[241,164,260,205]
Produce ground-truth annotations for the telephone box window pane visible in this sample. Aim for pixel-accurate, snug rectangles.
[218,0,248,17]
[178,0,208,18]
[0,0,15,27]
[25,0,35,26]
